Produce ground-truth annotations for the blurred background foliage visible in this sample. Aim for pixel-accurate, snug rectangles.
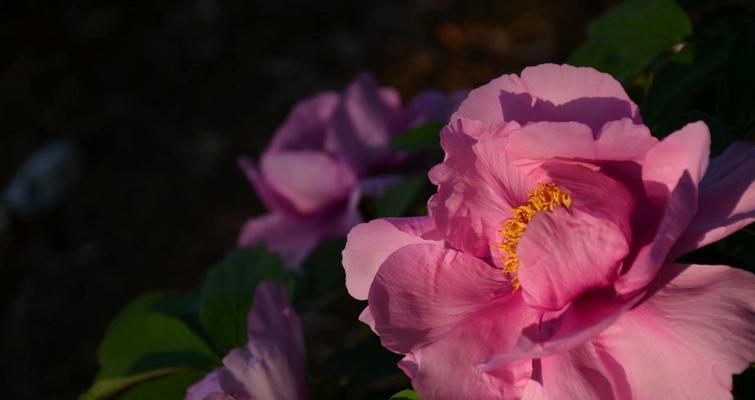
[0,0,753,399]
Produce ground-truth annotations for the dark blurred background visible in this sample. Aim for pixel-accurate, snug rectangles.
[0,1,738,398]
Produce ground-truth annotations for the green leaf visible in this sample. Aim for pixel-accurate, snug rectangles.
[118,369,207,400]
[375,174,428,218]
[390,122,445,151]
[79,368,179,400]
[569,0,692,82]
[199,245,296,355]
[82,292,218,399]
[96,292,218,379]
[390,389,421,399]
[643,38,732,132]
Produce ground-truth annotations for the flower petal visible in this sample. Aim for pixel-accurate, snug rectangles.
[368,244,529,354]
[342,217,442,301]
[589,263,755,399]
[518,64,640,132]
[238,212,335,269]
[518,207,628,311]
[616,122,710,295]
[238,156,297,215]
[428,118,531,257]
[325,73,403,174]
[517,163,633,310]
[671,141,755,257]
[452,64,640,132]
[540,344,620,400]
[397,293,539,400]
[400,318,536,400]
[267,91,340,152]
[506,119,656,163]
[259,151,357,215]
[452,73,528,125]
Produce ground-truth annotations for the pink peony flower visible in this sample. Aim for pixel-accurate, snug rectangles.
[238,73,466,269]
[186,282,306,400]
[342,64,755,399]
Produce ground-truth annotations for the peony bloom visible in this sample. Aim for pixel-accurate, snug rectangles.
[342,64,755,399]
[186,282,306,400]
[238,73,467,269]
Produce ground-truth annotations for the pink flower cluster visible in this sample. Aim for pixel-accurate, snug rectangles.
[238,73,466,269]
[343,64,755,399]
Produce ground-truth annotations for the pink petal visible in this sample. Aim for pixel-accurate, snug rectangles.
[518,64,641,132]
[588,263,755,399]
[259,151,357,215]
[671,141,755,257]
[452,73,528,125]
[267,91,340,152]
[342,217,442,301]
[519,64,635,109]
[246,283,305,350]
[224,282,306,400]
[397,295,538,400]
[517,163,633,310]
[186,369,240,400]
[368,244,526,354]
[506,119,656,163]
[358,306,377,334]
[452,64,640,132]
[480,288,633,371]
[540,344,619,400]
[238,213,330,269]
[518,207,628,310]
[238,156,296,215]
[325,73,403,174]
[428,118,531,257]
[616,122,711,295]
[187,284,304,399]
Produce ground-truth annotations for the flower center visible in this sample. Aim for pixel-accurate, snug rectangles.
[496,182,572,290]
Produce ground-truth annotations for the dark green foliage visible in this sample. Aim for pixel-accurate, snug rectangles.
[569,0,692,82]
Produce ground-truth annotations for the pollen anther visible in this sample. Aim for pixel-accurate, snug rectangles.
[496,182,571,290]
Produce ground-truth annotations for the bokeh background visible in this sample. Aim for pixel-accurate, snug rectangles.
[0,1,751,399]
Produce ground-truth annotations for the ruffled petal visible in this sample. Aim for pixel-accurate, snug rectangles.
[342,217,442,300]
[516,163,633,310]
[267,91,340,152]
[368,244,531,354]
[518,207,628,311]
[452,64,640,132]
[671,141,755,257]
[259,151,356,215]
[398,294,539,400]
[517,64,640,132]
[588,263,755,399]
[428,118,531,257]
[506,119,656,163]
[616,122,711,295]
[540,343,620,400]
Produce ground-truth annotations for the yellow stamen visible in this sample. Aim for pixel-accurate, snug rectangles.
[495,182,571,290]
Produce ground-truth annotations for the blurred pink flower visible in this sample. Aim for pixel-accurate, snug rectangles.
[343,64,755,399]
[238,73,466,269]
[186,282,306,400]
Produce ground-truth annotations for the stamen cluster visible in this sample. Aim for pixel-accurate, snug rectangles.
[496,182,572,289]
